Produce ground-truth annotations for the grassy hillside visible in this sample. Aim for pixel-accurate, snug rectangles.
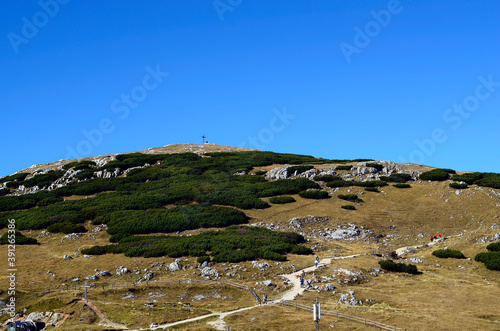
[1,144,499,330]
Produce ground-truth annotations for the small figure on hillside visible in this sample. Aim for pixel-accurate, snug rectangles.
[430,236,434,242]
[315,260,318,267]
[439,233,442,238]
[316,256,319,262]
[263,294,267,304]
[300,277,304,287]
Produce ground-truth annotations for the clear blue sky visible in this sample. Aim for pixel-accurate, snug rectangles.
[2,1,499,177]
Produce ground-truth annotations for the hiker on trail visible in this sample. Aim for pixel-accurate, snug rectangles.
[315,259,318,267]
[300,277,304,287]
[316,256,319,262]
[430,235,434,242]
[263,294,267,304]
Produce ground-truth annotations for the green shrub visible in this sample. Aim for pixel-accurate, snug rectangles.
[269,196,296,204]
[22,170,65,188]
[341,205,356,210]
[380,173,412,183]
[197,256,211,264]
[0,231,39,245]
[336,165,352,171]
[364,187,379,192]
[83,226,311,262]
[6,181,20,189]
[486,242,500,252]
[393,183,411,188]
[337,194,363,202]
[314,175,342,182]
[419,169,454,181]
[378,259,418,274]
[449,182,468,189]
[287,165,314,175]
[36,196,64,207]
[326,180,353,188]
[254,170,267,176]
[298,190,329,199]
[47,222,87,234]
[63,160,96,170]
[432,249,465,259]
[366,163,383,172]
[475,251,500,271]
[1,173,29,183]
[0,188,10,197]
[110,233,132,243]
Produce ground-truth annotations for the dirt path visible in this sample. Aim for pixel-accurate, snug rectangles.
[395,236,451,257]
[76,253,366,330]
[79,299,128,329]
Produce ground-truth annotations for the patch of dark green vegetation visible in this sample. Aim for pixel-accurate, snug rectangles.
[81,225,312,262]
[449,182,468,189]
[337,194,363,203]
[22,170,65,188]
[336,165,352,171]
[341,205,356,210]
[0,189,10,197]
[353,180,387,187]
[197,256,211,264]
[47,222,87,234]
[380,173,412,183]
[486,242,500,252]
[432,249,465,259]
[325,180,353,188]
[378,259,418,274]
[298,190,329,199]
[419,168,456,181]
[287,165,314,175]
[475,251,500,271]
[364,187,379,192]
[393,183,411,188]
[451,172,500,189]
[313,175,342,182]
[63,160,96,171]
[0,231,39,245]
[269,196,296,204]
[254,170,267,176]
[366,163,383,172]
[97,204,248,235]
[0,173,29,183]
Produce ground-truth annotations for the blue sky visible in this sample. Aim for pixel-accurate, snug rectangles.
[1,0,499,177]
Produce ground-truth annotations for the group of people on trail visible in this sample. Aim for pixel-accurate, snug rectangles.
[430,233,442,242]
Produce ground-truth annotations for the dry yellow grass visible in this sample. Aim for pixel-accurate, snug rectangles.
[1,155,500,330]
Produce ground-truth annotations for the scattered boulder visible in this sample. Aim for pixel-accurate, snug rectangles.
[201,267,220,278]
[63,255,73,259]
[168,262,181,272]
[338,290,362,306]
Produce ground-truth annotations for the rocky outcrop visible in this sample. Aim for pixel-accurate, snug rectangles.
[266,166,289,180]
[338,290,362,306]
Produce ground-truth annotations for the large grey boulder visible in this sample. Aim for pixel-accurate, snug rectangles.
[168,261,181,272]
[201,267,220,278]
